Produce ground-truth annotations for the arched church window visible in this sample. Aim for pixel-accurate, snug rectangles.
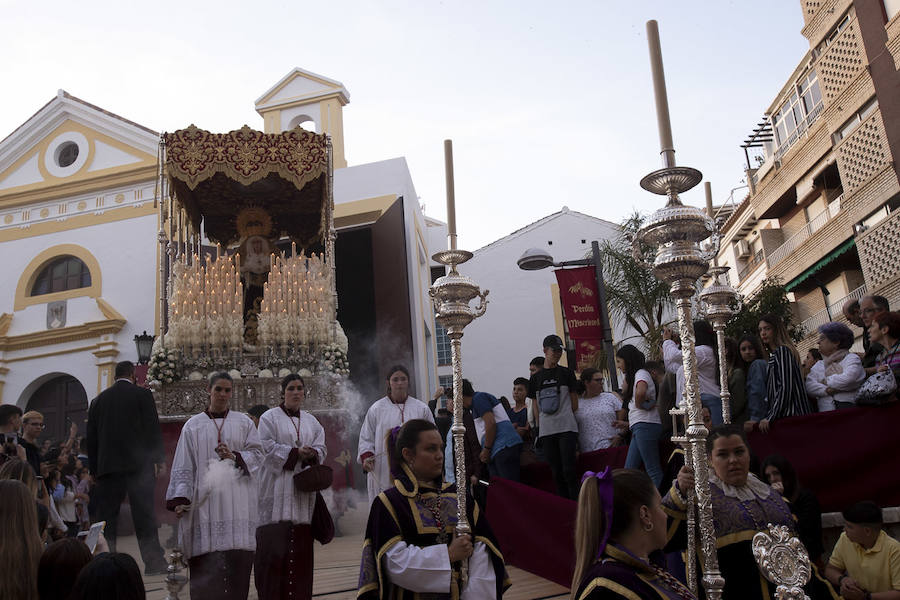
[30,256,92,296]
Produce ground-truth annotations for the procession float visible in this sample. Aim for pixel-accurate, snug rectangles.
[148,125,355,526]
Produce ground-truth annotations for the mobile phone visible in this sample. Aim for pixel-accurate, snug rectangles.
[79,521,105,553]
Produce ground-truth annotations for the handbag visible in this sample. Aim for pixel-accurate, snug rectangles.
[293,464,333,493]
[855,370,897,406]
[310,491,334,544]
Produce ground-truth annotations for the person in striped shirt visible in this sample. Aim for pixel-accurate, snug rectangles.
[758,314,811,432]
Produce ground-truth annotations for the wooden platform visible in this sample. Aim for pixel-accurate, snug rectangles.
[139,503,569,599]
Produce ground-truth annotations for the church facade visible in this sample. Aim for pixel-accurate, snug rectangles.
[0,68,441,442]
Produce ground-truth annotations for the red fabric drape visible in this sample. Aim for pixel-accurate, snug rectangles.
[486,405,900,586]
[520,446,629,494]
[747,401,900,512]
[487,446,627,586]
[486,477,576,587]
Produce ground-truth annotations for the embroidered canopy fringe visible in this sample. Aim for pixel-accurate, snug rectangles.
[164,125,327,191]
[162,125,329,247]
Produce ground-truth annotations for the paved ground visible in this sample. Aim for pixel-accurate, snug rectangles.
[119,504,568,599]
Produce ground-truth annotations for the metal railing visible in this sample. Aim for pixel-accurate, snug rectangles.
[767,195,843,267]
[773,102,825,162]
[738,249,766,281]
[800,284,867,334]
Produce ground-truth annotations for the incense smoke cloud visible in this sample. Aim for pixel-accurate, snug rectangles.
[202,457,239,493]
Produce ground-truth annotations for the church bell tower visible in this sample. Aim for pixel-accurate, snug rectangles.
[254,67,349,169]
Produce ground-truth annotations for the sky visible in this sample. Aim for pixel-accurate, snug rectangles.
[0,1,809,250]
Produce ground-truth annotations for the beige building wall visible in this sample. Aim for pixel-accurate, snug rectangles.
[719,0,900,344]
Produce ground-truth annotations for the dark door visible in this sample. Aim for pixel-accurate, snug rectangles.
[371,197,415,390]
[26,375,88,444]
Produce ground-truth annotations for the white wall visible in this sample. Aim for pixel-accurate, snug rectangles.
[459,209,635,397]
[0,208,158,406]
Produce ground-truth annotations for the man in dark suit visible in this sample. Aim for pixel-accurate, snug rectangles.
[87,360,167,574]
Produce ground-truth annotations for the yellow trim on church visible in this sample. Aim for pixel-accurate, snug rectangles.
[0,202,156,243]
[94,347,120,394]
[0,120,157,205]
[550,283,569,368]
[2,344,98,363]
[96,298,125,321]
[0,317,125,353]
[0,313,12,336]
[14,244,103,311]
[333,194,398,228]
[256,73,346,107]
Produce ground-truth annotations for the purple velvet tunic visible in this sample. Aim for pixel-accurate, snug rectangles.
[357,471,509,599]
[574,545,697,600]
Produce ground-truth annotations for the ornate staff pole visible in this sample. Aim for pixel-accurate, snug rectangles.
[698,265,740,424]
[637,20,725,599]
[669,405,698,595]
[429,140,489,588]
[156,136,168,344]
[699,182,740,424]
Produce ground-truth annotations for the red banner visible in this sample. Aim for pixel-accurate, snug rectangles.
[575,338,605,371]
[554,266,604,340]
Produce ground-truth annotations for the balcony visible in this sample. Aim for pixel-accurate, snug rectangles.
[767,195,842,267]
[738,249,766,281]
[773,102,825,163]
[800,284,867,335]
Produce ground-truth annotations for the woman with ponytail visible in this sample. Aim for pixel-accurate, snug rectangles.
[571,468,695,600]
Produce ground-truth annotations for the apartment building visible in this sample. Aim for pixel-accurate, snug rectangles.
[717,0,900,350]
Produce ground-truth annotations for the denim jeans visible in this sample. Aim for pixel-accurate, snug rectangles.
[488,444,522,482]
[541,431,579,499]
[701,393,724,426]
[625,422,663,487]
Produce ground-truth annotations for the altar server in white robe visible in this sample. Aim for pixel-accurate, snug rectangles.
[255,373,327,600]
[166,371,263,600]
[357,365,435,505]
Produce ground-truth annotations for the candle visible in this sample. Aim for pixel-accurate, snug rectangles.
[444,139,457,250]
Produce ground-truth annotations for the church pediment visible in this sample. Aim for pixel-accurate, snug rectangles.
[0,92,158,200]
[255,67,350,111]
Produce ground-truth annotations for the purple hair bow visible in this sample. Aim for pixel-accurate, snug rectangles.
[581,467,614,558]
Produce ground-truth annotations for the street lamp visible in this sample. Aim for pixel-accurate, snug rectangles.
[134,331,155,365]
[517,241,620,393]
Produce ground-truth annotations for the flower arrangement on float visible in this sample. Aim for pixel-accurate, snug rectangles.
[147,345,181,386]
[320,344,350,376]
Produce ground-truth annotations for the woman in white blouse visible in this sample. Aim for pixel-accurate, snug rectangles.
[663,321,722,424]
[805,322,865,411]
[575,368,624,452]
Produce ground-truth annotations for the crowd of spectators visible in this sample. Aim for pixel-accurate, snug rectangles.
[443,297,900,499]
[0,361,152,599]
[442,295,899,596]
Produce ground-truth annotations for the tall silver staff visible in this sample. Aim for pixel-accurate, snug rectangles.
[636,20,725,599]
[698,264,740,424]
[699,182,740,424]
[669,405,698,595]
[429,140,489,588]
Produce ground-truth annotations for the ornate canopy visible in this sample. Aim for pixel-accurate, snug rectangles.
[163,125,328,247]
